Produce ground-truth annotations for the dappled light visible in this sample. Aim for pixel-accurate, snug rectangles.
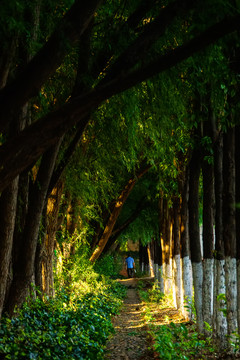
[1,0,240,359]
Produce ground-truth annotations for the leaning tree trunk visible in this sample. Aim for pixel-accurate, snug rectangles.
[0,106,28,318]
[0,29,20,319]
[147,240,155,277]
[35,180,64,296]
[189,145,203,332]
[222,126,237,338]
[4,141,62,316]
[0,178,19,318]
[90,165,150,262]
[105,197,149,254]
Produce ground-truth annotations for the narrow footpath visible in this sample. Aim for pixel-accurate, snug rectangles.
[105,278,157,360]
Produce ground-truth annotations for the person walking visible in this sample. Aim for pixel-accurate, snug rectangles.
[125,254,135,278]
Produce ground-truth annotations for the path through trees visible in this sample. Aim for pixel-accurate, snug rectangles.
[105,278,156,360]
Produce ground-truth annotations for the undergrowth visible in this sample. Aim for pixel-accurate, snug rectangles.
[138,281,217,360]
[0,252,126,360]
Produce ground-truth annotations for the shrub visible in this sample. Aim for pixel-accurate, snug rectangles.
[93,254,122,279]
[0,276,126,359]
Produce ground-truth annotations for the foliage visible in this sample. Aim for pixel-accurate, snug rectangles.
[216,293,227,317]
[0,292,114,359]
[93,253,123,279]
[0,240,126,359]
[138,281,164,304]
[54,238,126,299]
[139,291,217,360]
[0,260,126,360]
[150,321,216,360]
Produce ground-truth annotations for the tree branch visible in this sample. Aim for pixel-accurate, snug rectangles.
[89,164,151,262]
[0,0,102,132]
[0,15,239,192]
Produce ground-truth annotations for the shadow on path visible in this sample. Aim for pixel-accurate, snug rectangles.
[105,277,157,360]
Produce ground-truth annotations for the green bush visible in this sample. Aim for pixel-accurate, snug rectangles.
[138,282,164,303]
[0,286,124,359]
[0,244,127,359]
[93,254,122,279]
[151,322,215,360]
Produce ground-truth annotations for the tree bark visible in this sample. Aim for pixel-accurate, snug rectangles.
[222,126,237,337]
[202,156,214,331]
[173,196,181,309]
[157,197,164,292]
[0,178,19,318]
[153,237,163,288]
[213,125,227,343]
[161,201,172,295]
[179,166,192,319]
[147,242,155,277]
[236,125,240,335]
[4,141,62,316]
[202,116,215,332]
[189,143,203,332]
[139,244,149,274]
[35,181,64,296]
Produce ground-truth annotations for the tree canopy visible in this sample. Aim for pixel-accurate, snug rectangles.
[0,0,240,191]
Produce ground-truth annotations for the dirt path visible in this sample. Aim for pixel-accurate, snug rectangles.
[105,278,156,360]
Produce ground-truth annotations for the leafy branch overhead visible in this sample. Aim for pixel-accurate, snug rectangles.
[0,0,239,191]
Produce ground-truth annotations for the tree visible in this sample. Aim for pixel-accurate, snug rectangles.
[222,126,237,337]
[0,1,240,191]
[188,127,203,332]
[1,0,240,323]
[90,164,151,262]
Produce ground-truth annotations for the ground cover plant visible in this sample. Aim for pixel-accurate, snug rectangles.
[0,254,126,360]
[138,282,222,359]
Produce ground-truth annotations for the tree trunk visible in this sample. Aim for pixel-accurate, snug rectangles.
[90,165,150,262]
[158,197,164,292]
[147,242,155,277]
[201,116,215,332]
[202,155,214,331]
[35,181,64,296]
[223,126,237,337]
[173,196,181,309]
[0,178,19,318]
[4,141,62,316]
[154,237,163,289]
[213,128,227,343]
[236,125,240,335]
[161,201,172,295]
[179,166,192,319]
[104,197,149,254]
[189,145,203,332]
[139,243,149,273]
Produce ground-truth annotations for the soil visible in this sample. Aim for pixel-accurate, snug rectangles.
[105,277,157,360]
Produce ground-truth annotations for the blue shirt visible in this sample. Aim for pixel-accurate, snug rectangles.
[125,256,134,269]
